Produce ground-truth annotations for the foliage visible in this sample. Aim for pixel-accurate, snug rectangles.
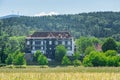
[1,12,120,39]
[106,56,119,67]
[105,50,117,57]
[33,50,42,62]
[83,51,107,67]
[102,38,117,52]
[12,52,26,65]
[5,54,13,65]
[55,45,66,62]
[73,59,81,66]
[76,37,93,54]
[61,55,71,65]
[73,53,80,60]
[85,46,96,55]
[37,54,48,65]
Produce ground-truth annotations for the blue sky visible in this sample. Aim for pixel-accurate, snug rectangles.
[0,0,120,16]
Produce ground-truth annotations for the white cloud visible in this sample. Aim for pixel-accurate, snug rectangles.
[34,12,59,16]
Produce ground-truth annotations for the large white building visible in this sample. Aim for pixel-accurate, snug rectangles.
[25,31,74,59]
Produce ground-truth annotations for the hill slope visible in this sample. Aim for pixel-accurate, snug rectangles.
[1,12,120,39]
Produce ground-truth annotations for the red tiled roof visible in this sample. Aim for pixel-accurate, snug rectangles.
[29,31,72,38]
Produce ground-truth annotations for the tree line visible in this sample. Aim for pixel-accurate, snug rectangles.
[1,12,120,39]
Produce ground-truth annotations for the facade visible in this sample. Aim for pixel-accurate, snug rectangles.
[25,32,74,59]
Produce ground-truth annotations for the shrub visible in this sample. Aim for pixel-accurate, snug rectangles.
[13,52,26,65]
[55,45,66,62]
[83,55,93,67]
[105,50,117,57]
[33,50,42,62]
[37,54,48,65]
[73,59,81,67]
[5,54,13,65]
[102,38,117,52]
[83,51,107,67]
[85,46,95,55]
[73,53,80,60]
[62,55,71,65]
[107,56,119,67]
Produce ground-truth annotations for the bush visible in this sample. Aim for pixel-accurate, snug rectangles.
[73,53,80,60]
[73,59,81,67]
[5,54,13,65]
[105,50,117,57]
[83,51,107,67]
[83,55,93,67]
[107,56,119,67]
[33,50,42,62]
[13,52,26,65]
[102,38,117,52]
[85,46,95,55]
[62,55,71,65]
[55,45,66,62]
[37,54,48,65]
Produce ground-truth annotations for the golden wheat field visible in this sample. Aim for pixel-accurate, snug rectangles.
[0,66,120,80]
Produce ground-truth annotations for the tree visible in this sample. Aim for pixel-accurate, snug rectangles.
[105,50,117,57]
[5,54,13,65]
[107,56,119,67]
[83,51,107,67]
[73,52,80,60]
[33,50,42,62]
[61,55,71,65]
[102,38,117,52]
[76,37,93,54]
[37,54,48,65]
[73,59,81,66]
[13,52,26,65]
[55,45,66,62]
[85,46,95,55]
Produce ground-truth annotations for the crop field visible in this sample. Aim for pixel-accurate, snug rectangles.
[0,66,120,80]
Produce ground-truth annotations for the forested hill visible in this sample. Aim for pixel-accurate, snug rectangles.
[1,12,120,39]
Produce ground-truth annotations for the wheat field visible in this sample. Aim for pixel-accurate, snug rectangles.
[0,66,120,80]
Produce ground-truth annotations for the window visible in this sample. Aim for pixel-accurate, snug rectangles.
[55,41,58,45]
[62,41,65,45]
[49,41,52,45]
[41,41,43,45]
[27,41,30,45]
[41,47,43,50]
[32,41,35,45]
[32,46,35,50]
[68,41,71,45]
[67,46,72,50]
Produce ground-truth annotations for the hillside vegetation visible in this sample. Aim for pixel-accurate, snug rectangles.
[1,12,120,39]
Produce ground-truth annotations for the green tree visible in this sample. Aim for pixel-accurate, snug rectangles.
[107,56,119,67]
[61,55,71,65]
[85,46,95,55]
[73,59,81,66]
[33,50,42,62]
[76,37,93,54]
[37,54,48,65]
[105,50,117,57]
[102,38,117,52]
[55,45,66,62]
[5,54,13,65]
[83,51,107,67]
[73,52,80,60]
[13,52,26,65]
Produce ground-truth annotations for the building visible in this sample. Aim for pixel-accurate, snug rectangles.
[25,31,74,59]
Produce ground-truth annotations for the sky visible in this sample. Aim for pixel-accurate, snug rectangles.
[0,0,120,16]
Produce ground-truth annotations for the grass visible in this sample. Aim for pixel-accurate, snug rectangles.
[0,66,120,80]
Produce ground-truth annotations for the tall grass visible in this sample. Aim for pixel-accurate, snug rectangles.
[0,66,120,80]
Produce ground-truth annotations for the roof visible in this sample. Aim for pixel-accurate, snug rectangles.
[27,31,72,39]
